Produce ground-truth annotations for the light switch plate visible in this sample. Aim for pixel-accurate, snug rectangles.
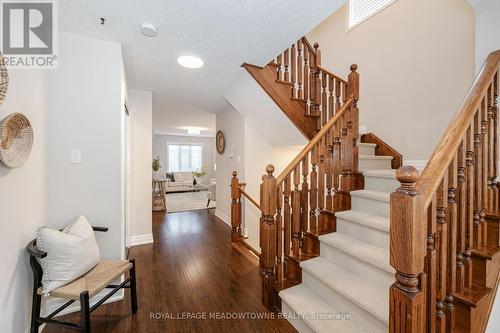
[70,149,82,163]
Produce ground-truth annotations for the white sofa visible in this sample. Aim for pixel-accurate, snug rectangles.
[165,172,195,192]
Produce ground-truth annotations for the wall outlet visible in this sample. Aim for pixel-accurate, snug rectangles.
[70,149,82,163]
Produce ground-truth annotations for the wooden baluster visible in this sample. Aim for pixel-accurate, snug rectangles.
[335,79,341,114]
[328,75,334,121]
[313,43,321,116]
[301,155,309,238]
[481,97,489,244]
[343,82,348,103]
[332,119,342,208]
[456,141,466,293]
[494,71,499,210]
[291,43,296,98]
[435,176,448,333]
[473,110,483,248]
[292,166,301,256]
[322,71,327,126]
[259,165,277,310]
[307,48,314,115]
[276,54,282,82]
[318,140,326,222]
[445,157,457,332]
[231,171,242,242]
[345,104,354,173]
[340,113,348,174]
[465,126,474,288]
[297,39,303,99]
[283,177,291,277]
[488,84,495,211]
[352,99,360,173]
[276,183,283,284]
[390,166,426,333]
[310,146,319,231]
[426,194,437,333]
[325,134,334,211]
[283,49,289,82]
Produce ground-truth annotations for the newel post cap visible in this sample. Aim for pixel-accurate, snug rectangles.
[232,171,237,177]
[266,164,275,176]
[350,64,358,72]
[396,166,419,196]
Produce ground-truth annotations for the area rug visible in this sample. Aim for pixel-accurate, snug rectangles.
[166,190,216,213]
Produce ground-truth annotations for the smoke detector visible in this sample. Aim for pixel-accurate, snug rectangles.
[140,23,158,38]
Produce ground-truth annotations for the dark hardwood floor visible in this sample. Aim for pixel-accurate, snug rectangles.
[43,209,296,333]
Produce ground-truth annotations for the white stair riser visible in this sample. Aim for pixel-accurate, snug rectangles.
[302,270,389,330]
[337,218,389,249]
[364,176,400,193]
[281,302,315,333]
[359,158,392,170]
[351,196,390,218]
[320,242,394,287]
[358,144,376,155]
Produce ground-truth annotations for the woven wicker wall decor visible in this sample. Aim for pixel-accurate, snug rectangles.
[0,53,8,105]
[0,113,33,168]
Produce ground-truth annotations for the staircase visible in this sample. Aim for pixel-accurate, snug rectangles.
[280,143,396,333]
[230,36,500,333]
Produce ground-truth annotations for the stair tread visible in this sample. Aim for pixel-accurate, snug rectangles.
[359,154,393,160]
[471,245,500,260]
[301,257,389,324]
[280,285,385,333]
[318,233,393,274]
[363,169,397,179]
[335,210,389,232]
[350,189,391,202]
[288,252,318,263]
[453,283,494,307]
[307,225,336,237]
[358,142,377,148]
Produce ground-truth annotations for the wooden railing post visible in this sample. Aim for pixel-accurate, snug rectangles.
[231,171,242,242]
[260,165,278,310]
[390,166,426,333]
[313,43,321,117]
[348,65,359,173]
[347,64,360,102]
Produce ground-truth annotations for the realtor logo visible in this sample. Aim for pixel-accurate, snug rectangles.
[0,0,58,68]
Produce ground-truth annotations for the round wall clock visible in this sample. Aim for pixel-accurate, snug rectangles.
[216,130,225,154]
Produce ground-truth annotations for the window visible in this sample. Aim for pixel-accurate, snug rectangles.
[168,143,202,172]
[348,0,396,30]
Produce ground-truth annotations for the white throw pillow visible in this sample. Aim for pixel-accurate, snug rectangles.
[174,173,184,182]
[37,215,101,295]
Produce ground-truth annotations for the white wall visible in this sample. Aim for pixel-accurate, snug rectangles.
[0,70,48,333]
[475,0,500,71]
[46,32,124,260]
[153,134,216,182]
[128,90,153,242]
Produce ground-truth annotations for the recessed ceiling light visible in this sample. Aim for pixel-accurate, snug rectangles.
[187,128,201,135]
[140,23,158,38]
[177,55,204,69]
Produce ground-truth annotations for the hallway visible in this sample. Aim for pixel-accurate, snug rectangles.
[43,209,295,333]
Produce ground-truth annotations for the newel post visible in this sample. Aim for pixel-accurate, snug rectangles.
[390,166,426,333]
[347,64,359,102]
[348,64,360,173]
[231,171,242,242]
[260,165,278,310]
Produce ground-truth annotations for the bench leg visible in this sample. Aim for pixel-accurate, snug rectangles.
[30,288,42,333]
[130,259,138,314]
[80,291,91,333]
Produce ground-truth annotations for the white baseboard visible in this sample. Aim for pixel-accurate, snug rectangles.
[215,209,231,226]
[129,233,154,246]
[403,160,428,170]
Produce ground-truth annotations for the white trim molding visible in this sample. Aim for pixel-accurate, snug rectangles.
[215,209,231,226]
[129,233,154,246]
[403,160,428,171]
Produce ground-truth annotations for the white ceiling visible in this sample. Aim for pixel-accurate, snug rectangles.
[58,0,346,133]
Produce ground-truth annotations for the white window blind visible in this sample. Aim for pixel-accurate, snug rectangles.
[168,144,202,172]
[348,0,396,29]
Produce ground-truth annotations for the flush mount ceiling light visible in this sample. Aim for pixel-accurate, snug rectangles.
[140,23,158,38]
[177,55,204,69]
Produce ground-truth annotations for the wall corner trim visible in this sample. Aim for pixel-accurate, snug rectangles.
[129,233,154,247]
[215,209,231,226]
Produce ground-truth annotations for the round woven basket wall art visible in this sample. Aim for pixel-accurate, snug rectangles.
[0,52,8,105]
[0,113,33,168]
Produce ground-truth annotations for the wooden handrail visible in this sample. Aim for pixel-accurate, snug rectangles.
[276,96,354,184]
[416,50,500,208]
[238,186,261,210]
[301,36,316,54]
[317,64,348,84]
